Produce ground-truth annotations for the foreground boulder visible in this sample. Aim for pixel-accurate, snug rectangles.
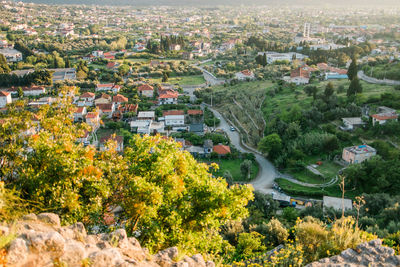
[3,213,214,267]
[307,239,400,267]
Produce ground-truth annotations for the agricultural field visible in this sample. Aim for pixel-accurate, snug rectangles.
[201,158,259,182]
[148,75,206,85]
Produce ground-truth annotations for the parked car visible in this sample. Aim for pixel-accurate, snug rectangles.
[230,126,235,131]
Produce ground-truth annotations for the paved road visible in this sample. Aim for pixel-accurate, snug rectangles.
[358,70,400,86]
[207,106,277,194]
[193,64,227,86]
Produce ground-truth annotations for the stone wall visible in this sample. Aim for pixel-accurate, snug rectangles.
[307,239,400,267]
[2,213,214,267]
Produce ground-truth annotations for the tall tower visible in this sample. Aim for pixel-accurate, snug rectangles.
[303,23,311,38]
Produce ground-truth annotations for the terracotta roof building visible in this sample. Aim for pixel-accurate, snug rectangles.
[213,145,231,155]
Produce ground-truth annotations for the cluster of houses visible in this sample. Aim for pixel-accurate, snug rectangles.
[340,106,398,165]
[285,63,348,85]
[130,108,204,136]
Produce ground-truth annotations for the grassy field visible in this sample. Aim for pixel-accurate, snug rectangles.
[275,178,362,199]
[286,156,343,184]
[200,158,259,182]
[148,75,206,85]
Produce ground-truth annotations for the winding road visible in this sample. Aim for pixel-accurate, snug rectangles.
[207,106,277,194]
[207,105,339,194]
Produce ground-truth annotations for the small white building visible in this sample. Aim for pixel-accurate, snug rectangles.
[158,91,178,105]
[7,86,46,96]
[0,91,12,108]
[340,117,365,131]
[235,70,255,81]
[165,114,185,126]
[137,111,155,121]
[130,120,151,135]
[96,83,121,94]
[74,107,87,122]
[342,145,376,164]
[138,84,154,98]
[0,48,23,62]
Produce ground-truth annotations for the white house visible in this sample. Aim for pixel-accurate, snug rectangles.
[165,114,185,126]
[137,111,155,121]
[371,113,398,126]
[158,91,178,105]
[96,83,121,93]
[74,107,87,122]
[290,68,310,85]
[92,50,104,58]
[0,48,23,62]
[340,117,365,131]
[235,70,255,81]
[0,91,12,108]
[7,86,46,96]
[130,120,151,135]
[79,92,95,106]
[138,84,154,98]
[85,112,100,130]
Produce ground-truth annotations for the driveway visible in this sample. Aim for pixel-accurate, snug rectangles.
[207,106,277,194]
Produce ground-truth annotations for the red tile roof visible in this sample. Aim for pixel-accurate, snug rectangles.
[163,110,184,116]
[240,70,253,76]
[86,112,99,119]
[371,113,398,120]
[97,83,114,88]
[213,145,231,155]
[138,84,154,91]
[80,92,95,98]
[96,103,114,112]
[112,94,128,103]
[187,109,203,115]
[291,68,310,78]
[159,91,178,99]
[0,91,10,96]
[74,107,86,114]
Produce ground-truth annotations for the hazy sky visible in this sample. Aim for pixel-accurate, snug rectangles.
[18,0,400,7]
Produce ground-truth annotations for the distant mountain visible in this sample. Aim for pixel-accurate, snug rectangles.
[17,0,400,7]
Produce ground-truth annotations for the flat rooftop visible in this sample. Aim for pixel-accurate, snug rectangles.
[344,145,376,154]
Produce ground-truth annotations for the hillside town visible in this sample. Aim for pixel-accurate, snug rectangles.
[1,0,400,265]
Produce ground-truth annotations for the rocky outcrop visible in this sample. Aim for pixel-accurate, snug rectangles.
[307,239,400,267]
[3,213,214,267]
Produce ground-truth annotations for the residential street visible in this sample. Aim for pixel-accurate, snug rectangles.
[207,106,277,194]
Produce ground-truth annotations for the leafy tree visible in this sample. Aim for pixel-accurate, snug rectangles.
[347,77,363,96]
[347,56,358,81]
[17,87,24,98]
[162,72,169,82]
[304,85,318,100]
[118,64,130,76]
[119,135,254,255]
[324,82,334,99]
[240,160,252,180]
[263,218,289,246]
[0,54,10,74]
[235,232,266,259]
[258,133,282,160]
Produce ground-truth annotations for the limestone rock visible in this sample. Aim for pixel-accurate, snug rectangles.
[4,213,215,267]
[89,248,125,267]
[6,237,29,265]
[37,213,61,227]
[307,239,400,267]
